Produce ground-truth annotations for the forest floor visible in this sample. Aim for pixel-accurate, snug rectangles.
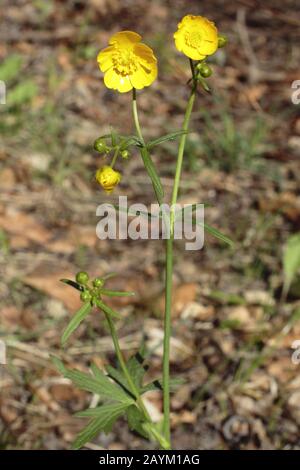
[0,0,300,450]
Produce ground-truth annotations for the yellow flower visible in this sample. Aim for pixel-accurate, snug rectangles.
[96,166,121,193]
[174,15,218,61]
[97,31,157,93]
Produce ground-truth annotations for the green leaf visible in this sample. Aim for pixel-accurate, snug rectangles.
[60,278,84,292]
[95,299,121,320]
[52,357,132,403]
[0,54,23,82]
[100,289,135,297]
[201,222,234,247]
[105,365,133,397]
[8,80,38,107]
[283,233,300,295]
[72,402,130,449]
[198,76,211,92]
[140,147,164,204]
[61,301,92,346]
[147,130,189,149]
[208,290,246,305]
[75,401,131,418]
[141,377,185,394]
[126,405,149,439]
[127,351,148,389]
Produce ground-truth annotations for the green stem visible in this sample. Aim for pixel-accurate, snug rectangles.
[104,312,148,415]
[131,74,197,447]
[132,88,145,145]
[104,312,169,449]
[162,60,197,443]
[110,146,119,168]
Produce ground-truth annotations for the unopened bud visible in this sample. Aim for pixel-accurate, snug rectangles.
[218,35,228,48]
[76,271,89,285]
[94,138,108,153]
[196,62,212,78]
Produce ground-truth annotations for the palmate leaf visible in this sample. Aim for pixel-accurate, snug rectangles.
[105,365,134,398]
[52,357,132,404]
[146,130,189,149]
[127,351,148,389]
[126,405,149,439]
[72,402,131,449]
[61,301,92,346]
[105,349,148,394]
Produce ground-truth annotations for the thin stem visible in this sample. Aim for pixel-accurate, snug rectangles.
[110,146,119,168]
[132,88,145,145]
[162,60,198,443]
[104,312,148,415]
[162,236,173,443]
[131,75,197,447]
[104,312,170,449]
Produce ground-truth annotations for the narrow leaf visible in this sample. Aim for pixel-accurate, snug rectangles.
[95,299,121,319]
[75,401,131,418]
[203,223,234,247]
[140,147,164,204]
[61,301,92,346]
[60,278,84,292]
[147,130,189,149]
[100,289,135,297]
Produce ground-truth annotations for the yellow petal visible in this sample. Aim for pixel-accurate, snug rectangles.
[104,68,132,93]
[97,46,114,72]
[117,75,132,93]
[103,68,120,90]
[109,31,141,46]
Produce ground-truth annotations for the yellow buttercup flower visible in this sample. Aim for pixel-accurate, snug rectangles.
[97,31,157,93]
[96,166,121,193]
[174,15,218,61]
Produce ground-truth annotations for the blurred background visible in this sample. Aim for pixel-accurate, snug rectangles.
[0,0,300,450]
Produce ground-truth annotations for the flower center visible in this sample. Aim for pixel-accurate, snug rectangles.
[185,30,203,49]
[112,49,138,76]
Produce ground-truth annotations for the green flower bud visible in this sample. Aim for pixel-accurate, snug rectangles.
[93,277,104,288]
[121,150,129,159]
[80,290,92,302]
[197,62,213,78]
[76,271,89,285]
[94,138,108,153]
[218,35,228,48]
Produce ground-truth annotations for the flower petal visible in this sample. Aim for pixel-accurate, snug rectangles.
[97,46,114,72]
[109,31,141,46]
